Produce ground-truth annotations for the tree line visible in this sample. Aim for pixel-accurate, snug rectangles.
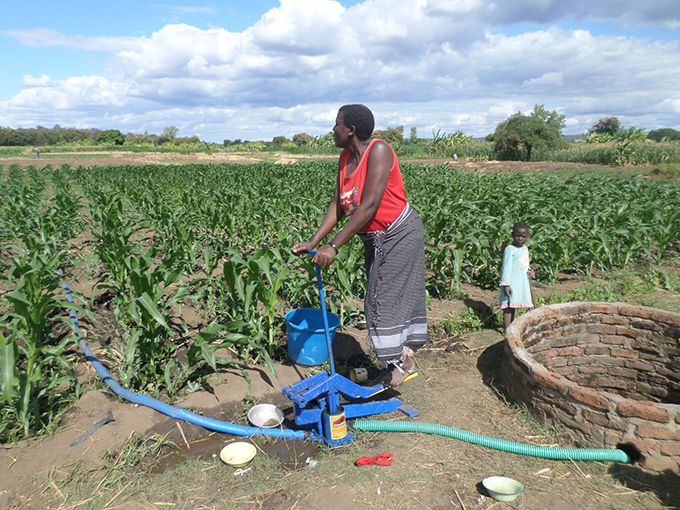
[0,125,206,147]
[2,115,678,159]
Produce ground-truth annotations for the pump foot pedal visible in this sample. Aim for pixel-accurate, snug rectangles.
[397,405,419,418]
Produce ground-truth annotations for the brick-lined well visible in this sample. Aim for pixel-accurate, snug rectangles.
[501,302,680,472]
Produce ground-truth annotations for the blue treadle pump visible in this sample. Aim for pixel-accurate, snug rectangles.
[282,251,419,447]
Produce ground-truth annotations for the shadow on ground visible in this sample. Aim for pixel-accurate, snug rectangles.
[609,464,680,509]
[333,331,367,361]
[476,339,508,396]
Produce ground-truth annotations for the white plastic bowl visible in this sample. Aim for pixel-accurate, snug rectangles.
[247,404,285,428]
[220,442,256,467]
[482,476,524,502]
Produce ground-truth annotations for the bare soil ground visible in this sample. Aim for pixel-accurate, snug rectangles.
[1,271,678,510]
[0,151,336,169]
[0,150,651,176]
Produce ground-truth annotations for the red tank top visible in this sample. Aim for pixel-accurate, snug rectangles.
[338,139,408,232]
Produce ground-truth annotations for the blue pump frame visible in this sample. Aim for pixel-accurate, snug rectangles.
[281,251,418,447]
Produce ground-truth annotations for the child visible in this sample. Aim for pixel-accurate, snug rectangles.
[500,222,534,332]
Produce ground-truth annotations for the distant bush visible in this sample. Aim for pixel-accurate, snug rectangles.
[648,128,680,142]
[373,126,404,145]
[492,104,567,161]
[96,129,125,145]
[585,126,647,144]
[590,116,621,135]
[292,133,314,146]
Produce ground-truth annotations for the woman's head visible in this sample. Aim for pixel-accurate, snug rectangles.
[336,104,375,143]
[512,221,530,247]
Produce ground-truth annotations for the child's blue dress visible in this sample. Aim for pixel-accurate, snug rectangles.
[499,245,533,309]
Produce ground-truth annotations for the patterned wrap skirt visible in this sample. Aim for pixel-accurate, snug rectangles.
[359,204,428,360]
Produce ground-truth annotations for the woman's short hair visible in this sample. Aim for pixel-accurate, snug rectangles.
[339,104,375,141]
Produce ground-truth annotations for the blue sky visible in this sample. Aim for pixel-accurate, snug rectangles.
[1,0,679,142]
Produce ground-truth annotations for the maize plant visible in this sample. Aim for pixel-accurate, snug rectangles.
[3,159,676,418]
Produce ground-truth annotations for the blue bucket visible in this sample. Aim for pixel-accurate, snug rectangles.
[285,308,340,366]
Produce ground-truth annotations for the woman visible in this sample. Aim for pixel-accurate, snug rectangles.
[291,104,427,386]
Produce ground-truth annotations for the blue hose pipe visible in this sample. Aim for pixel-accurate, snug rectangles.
[63,284,309,441]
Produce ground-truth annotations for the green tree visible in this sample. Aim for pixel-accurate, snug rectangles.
[492,104,566,161]
[162,126,179,140]
[373,126,404,145]
[96,129,125,146]
[316,132,334,148]
[409,126,418,144]
[292,133,314,146]
[590,117,620,135]
[648,128,680,142]
[272,135,290,144]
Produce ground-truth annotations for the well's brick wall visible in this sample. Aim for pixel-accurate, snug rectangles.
[501,302,680,472]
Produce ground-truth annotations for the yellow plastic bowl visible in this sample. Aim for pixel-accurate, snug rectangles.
[482,476,524,502]
[220,442,257,468]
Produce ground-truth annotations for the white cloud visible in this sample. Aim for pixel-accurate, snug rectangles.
[473,0,680,29]
[2,28,140,52]
[168,5,216,15]
[251,0,345,56]
[1,0,679,141]
[424,0,483,16]
[21,74,52,87]
[660,98,680,113]
[488,102,531,118]
[522,72,564,88]
[7,75,130,110]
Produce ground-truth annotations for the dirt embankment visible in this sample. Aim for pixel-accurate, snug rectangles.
[0,151,636,174]
[0,151,338,169]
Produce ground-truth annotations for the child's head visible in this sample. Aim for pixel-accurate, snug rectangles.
[512,222,529,247]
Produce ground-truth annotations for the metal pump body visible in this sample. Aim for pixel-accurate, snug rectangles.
[282,252,418,447]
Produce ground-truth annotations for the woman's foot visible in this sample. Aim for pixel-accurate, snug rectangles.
[368,347,419,387]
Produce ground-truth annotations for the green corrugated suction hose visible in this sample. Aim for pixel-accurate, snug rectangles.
[353,420,631,463]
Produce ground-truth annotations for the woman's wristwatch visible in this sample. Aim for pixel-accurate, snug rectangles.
[328,242,339,254]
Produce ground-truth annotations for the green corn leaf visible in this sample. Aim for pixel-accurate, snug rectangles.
[167,285,189,306]
[224,320,249,331]
[6,290,32,322]
[164,269,182,287]
[261,350,277,379]
[203,320,223,336]
[0,331,17,403]
[164,359,175,392]
[127,301,141,324]
[137,293,171,330]
[17,373,32,428]
[200,344,217,371]
[222,333,249,342]
[240,368,251,386]
[57,300,96,321]
[125,330,140,366]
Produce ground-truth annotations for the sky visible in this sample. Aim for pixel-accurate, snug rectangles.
[1,0,679,143]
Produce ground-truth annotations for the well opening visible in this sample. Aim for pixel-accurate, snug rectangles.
[501,302,680,472]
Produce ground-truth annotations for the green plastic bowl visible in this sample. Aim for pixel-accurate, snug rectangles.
[482,476,524,502]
